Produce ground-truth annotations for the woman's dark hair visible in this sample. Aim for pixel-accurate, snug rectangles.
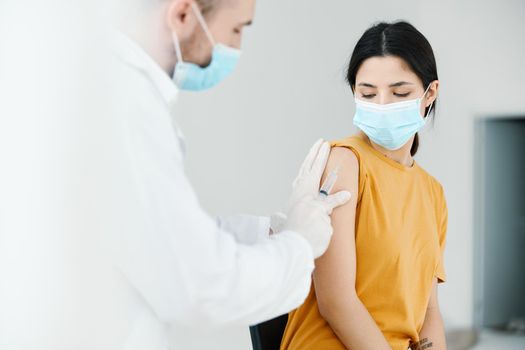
[346,21,438,156]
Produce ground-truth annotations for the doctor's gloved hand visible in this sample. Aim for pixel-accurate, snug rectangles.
[281,139,351,258]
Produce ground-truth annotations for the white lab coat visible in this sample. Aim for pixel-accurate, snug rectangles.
[107,34,315,350]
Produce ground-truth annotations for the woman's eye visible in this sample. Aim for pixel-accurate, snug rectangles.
[361,94,376,99]
[394,92,411,97]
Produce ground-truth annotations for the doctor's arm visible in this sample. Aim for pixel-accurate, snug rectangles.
[217,211,290,244]
[216,214,271,244]
[115,159,315,327]
[313,147,391,350]
[413,280,446,350]
[115,135,349,327]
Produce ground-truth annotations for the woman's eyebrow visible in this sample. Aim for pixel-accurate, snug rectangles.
[357,81,414,88]
[389,81,414,87]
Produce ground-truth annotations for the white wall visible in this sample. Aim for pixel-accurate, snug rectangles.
[173,0,525,348]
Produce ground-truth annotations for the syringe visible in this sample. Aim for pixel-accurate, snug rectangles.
[319,164,341,198]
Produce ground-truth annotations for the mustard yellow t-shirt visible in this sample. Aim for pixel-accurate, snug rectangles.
[280,135,448,350]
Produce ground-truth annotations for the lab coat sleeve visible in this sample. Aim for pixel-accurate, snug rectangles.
[216,215,271,244]
[113,118,314,327]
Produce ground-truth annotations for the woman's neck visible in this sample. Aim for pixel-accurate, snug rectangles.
[358,132,415,167]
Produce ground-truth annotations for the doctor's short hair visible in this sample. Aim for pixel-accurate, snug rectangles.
[195,0,238,15]
[194,0,217,14]
[346,21,439,157]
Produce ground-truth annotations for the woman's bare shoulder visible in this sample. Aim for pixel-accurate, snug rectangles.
[317,146,359,203]
[325,146,360,184]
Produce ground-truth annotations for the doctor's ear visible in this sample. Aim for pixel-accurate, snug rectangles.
[166,0,199,41]
[424,80,439,108]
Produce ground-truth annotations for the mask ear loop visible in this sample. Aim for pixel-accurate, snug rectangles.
[420,84,436,134]
[421,83,434,119]
[425,101,435,118]
[190,2,216,46]
[172,31,184,64]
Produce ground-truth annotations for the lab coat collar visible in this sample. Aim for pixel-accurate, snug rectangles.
[111,32,179,106]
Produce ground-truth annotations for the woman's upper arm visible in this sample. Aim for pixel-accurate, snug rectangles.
[314,146,360,315]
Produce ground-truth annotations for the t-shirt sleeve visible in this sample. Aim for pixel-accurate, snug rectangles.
[435,185,448,283]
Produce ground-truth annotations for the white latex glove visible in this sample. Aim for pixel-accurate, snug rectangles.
[281,139,351,258]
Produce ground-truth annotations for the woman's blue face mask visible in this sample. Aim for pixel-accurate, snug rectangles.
[353,84,433,151]
[171,3,241,92]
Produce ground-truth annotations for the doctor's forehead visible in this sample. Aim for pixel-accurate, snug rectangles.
[355,56,420,87]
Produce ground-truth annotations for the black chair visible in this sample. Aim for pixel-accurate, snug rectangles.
[249,314,288,350]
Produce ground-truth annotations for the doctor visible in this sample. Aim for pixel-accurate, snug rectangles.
[109,0,351,348]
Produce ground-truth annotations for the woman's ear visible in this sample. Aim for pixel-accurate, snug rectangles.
[425,80,439,108]
[166,0,199,41]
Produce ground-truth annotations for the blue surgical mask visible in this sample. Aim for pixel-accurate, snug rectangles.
[353,85,433,150]
[172,3,241,91]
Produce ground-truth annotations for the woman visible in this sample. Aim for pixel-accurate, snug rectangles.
[280,21,448,350]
